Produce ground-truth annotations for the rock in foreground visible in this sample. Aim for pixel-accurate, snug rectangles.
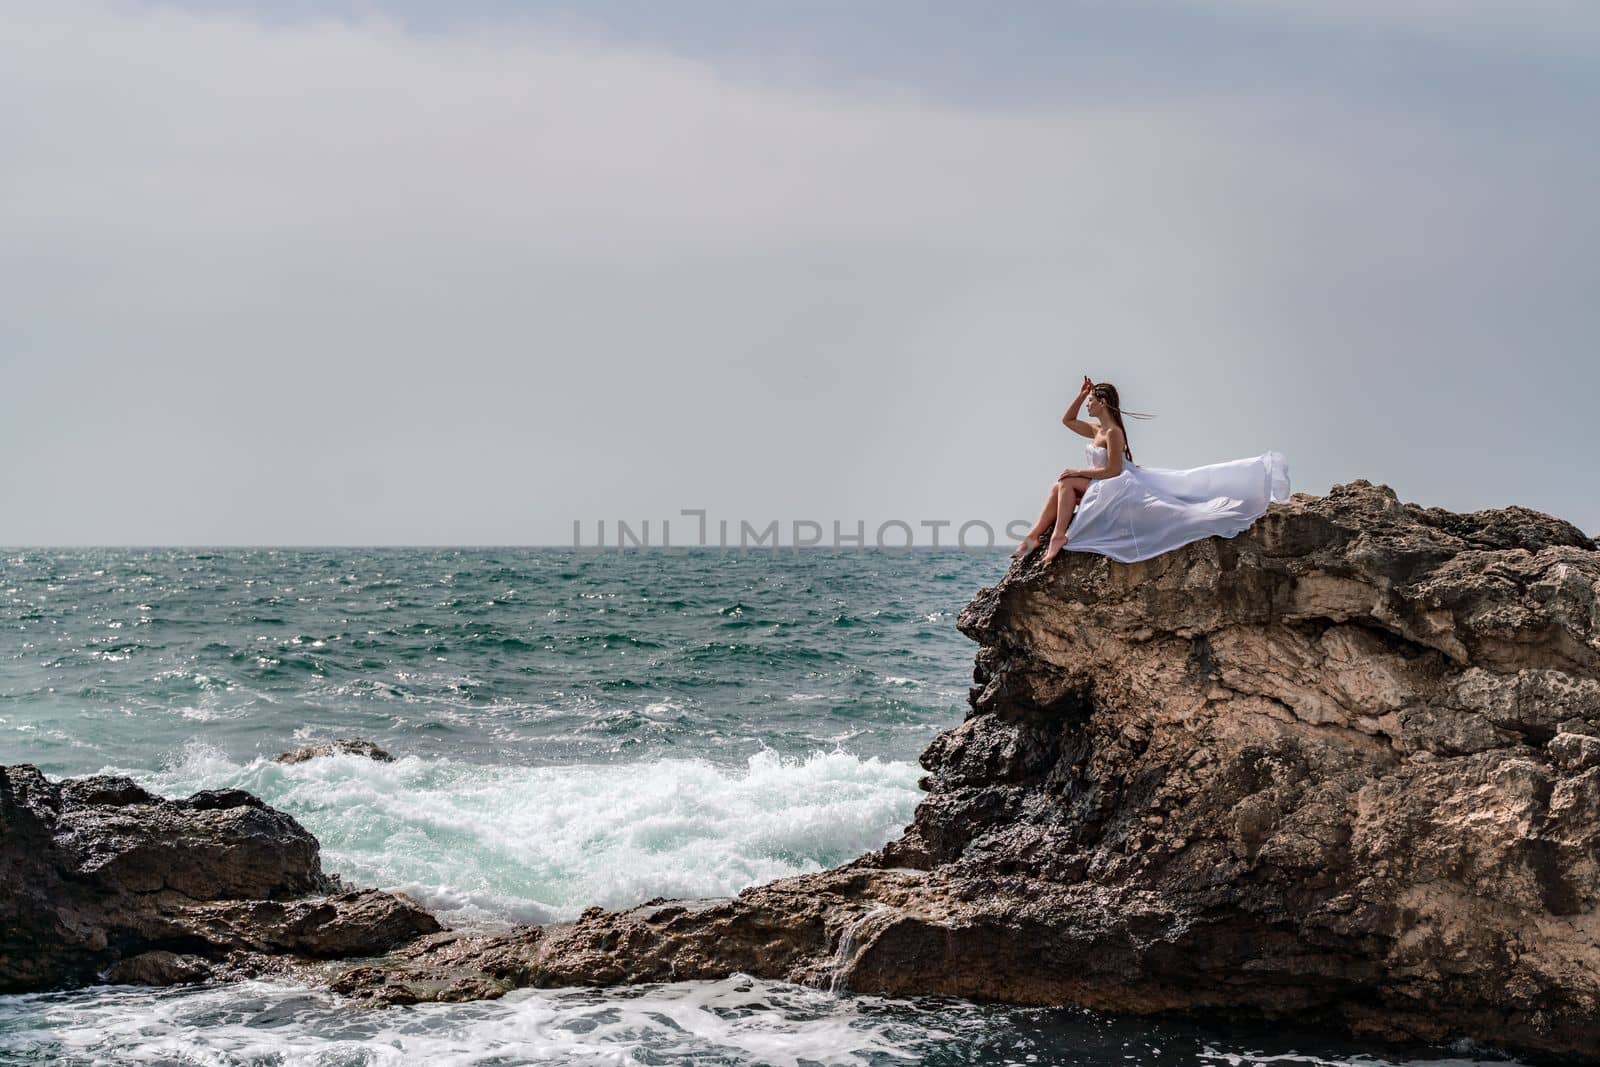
[0,767,437,992]
[331,483,1600,1062]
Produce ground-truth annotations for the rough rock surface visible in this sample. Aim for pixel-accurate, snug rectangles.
[274,738,394,764]
[0,767,438,991]
[328,483,1600,1061]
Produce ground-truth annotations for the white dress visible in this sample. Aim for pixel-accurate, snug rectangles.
[1062,444,1290,563]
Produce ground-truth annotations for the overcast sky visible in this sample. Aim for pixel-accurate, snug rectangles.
[3,0,1596,545]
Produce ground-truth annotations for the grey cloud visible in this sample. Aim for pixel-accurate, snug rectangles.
[1,2,1595,543]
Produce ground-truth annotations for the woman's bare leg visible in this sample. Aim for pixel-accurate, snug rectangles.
[1012,483,1063,557]
[1042,478,1090,563]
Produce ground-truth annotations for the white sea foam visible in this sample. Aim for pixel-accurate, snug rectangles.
[135,744,923,928]
[0,976,925,1066]
[0,977,1523,1067]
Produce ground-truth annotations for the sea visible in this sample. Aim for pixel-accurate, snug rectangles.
[0,548,1521,1066]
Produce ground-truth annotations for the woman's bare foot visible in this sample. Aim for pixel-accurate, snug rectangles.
[1010,533,1042,559]
[1040,532,1069,564]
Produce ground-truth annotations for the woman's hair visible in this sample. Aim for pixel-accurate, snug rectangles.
[1091,383,1154,463]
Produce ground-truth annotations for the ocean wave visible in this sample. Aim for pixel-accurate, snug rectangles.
[0,975,1505,1067]
[132,743,923,929]
[0,977,924,1066]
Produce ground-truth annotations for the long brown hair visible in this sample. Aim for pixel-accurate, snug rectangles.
[1091,382,1154,463]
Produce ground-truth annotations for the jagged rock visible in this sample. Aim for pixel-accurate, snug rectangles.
[274,738,394,764]
[104,951,212,986]
[0,766,437,992]
[329,482,1600,1062]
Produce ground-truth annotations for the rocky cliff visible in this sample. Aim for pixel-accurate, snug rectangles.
[332,482,1600,1062]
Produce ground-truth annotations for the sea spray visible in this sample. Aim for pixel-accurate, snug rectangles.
[132,743,924,928]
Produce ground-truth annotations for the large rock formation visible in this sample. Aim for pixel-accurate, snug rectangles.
[329,483,1600,1062]
[0,767,438,991]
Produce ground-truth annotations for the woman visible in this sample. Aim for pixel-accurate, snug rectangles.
[1013,377,1290,564]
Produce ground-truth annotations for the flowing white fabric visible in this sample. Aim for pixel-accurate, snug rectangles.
[1062,445,1291,563]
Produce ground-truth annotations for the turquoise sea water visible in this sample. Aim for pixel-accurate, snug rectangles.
[0,549,1520,1065]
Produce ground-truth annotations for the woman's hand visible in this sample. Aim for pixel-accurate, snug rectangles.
[1061,378,1097,438]
[1058,468,1080,481]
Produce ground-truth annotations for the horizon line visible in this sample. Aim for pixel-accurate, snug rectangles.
[2,544,1012,552]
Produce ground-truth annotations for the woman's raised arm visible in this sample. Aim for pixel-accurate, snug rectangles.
[1061,379,1096,439]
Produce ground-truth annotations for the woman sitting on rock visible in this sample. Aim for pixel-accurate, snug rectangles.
[1013,377,1290,564]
